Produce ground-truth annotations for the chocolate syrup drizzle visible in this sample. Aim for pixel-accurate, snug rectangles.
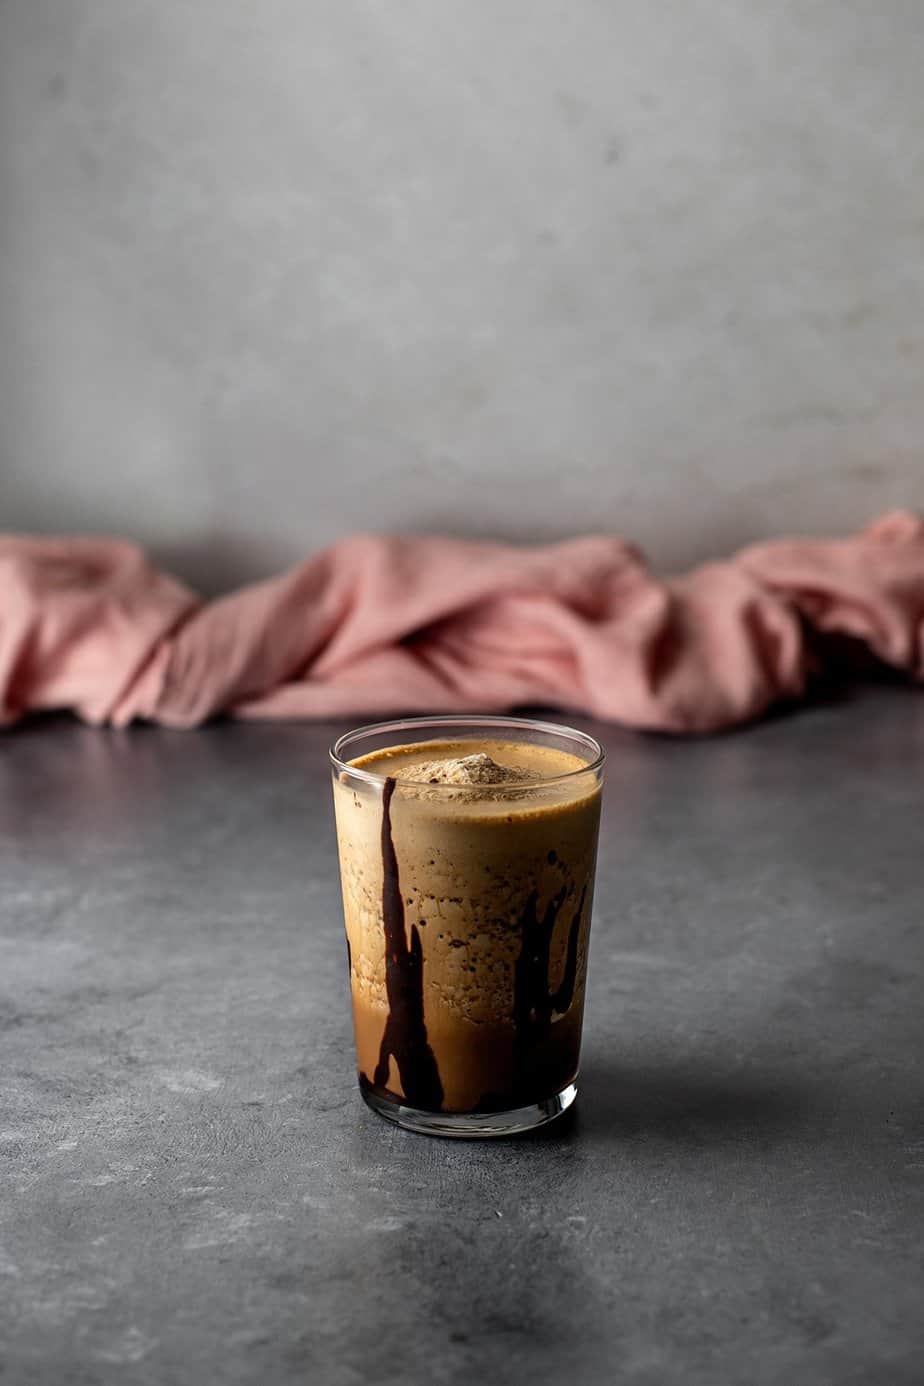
[372,778,444,1110]
[512,883,587,1079]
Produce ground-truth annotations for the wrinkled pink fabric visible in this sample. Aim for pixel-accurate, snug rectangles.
[1,513,923,733]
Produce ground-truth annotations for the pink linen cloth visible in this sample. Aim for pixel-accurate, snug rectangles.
[1,512,923,733]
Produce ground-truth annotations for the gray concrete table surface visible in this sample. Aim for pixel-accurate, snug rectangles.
[1,688,922,1386]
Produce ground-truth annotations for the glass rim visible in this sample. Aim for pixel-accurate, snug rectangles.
[329,713,605,791]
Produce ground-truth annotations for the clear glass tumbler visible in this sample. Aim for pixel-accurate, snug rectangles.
[330,715,604,1137]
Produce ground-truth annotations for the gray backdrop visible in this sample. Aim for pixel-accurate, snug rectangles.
[1,0,922,590]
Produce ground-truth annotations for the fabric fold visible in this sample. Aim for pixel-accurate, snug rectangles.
[1,513,922,734]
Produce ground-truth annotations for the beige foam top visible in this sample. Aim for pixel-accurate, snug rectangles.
[345,738,600,816]
[407,752,540,787]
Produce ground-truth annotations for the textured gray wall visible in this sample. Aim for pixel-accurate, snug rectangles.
[1,0,922,589]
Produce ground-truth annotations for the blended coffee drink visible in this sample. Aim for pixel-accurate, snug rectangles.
[330,717,604,1136]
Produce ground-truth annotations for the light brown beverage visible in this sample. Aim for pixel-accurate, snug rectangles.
[331,722,603,1134]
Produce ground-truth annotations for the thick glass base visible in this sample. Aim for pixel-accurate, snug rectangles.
[359,1079,578,1138]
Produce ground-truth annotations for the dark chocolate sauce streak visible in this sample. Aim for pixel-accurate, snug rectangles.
[373,778,444,1110]
[512,882,587,1078]
[550,885,584,1014]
